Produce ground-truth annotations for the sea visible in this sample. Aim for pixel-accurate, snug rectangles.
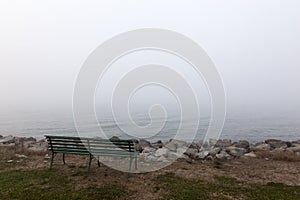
[0,110,299,144]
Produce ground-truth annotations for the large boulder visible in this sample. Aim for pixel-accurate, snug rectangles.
[155,147,169,157]
[243,151,257,158]
[215,139,232,149]
[292,140,300,145]
[142,147,156,154]
[209,147,221,157]
[253,143,271,151]
[183,148,198,159]
[216,150,231,159]
[0,135,15,144]
[135,139,153,152]
[265,139,291,149]
[151,140,163,149]
[286,145,300,153]
[165,139,188,152]
[196,151,210,160]
[234,140,250,150]
[226,146,246,157]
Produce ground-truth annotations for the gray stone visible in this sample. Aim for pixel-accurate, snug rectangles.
[155,147,169,157]
[215,139,232,149]
[286,146,300,153]
[142,147,156,154]
[165,139,188,152]
[216,150,231,159]
[109,136,120,141]
[234,140,250,150]
[253,143,271,151]
[209,147,221,156]
[152,140,163,149]
[243,152,257,158]
[292,140,300,145]
[183,148,198,159]
[196,151,210,160]
[0,135,3,139]
[0,135,14,144]
[226,146,246,157]
[135,139,152,152]
[265,139,290,149]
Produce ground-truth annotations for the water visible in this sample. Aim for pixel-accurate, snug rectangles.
[0,111,299,143]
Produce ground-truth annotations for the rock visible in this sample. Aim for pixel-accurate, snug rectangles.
[142,147,156,154]
[253,143,271,151]
[286,146,300,153]
[179,154,193,163]
[183,148,198,159]
[15,154,28,158]
[109,136,120,141]
[292,143,300,147]
[196,151,210,160]
[216,150,231,159]
[135,139,152,152]
[189,142,199,150]
[209,147,221,157]
[44,154,51,159]
[176,147,187,155]
[152,140,163,149]
[155,147,169,157]
[157,156,167,162]
[234,140,250,150]
[265,139,290,149]
[243,152,257,158]
[165,139,189,152]
[0,135,3,139]
[0,143,15,147]
[226,146,246,157]
[145,155,158,162]
[215,139,232,149]
[0,135,15,144]
[165,141,177,152]
[7,160,13,163]
[292,140,300,145]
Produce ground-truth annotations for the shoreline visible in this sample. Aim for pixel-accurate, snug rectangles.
[1,134,300,162]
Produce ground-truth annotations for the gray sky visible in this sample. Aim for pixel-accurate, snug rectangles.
[1,0,300,117]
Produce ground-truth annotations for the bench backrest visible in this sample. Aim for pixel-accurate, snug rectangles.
[45,135,136,156]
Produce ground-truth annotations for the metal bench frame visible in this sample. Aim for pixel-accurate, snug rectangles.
[45,135,138,177]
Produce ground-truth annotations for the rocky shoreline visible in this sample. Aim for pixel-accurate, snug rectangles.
[1,134,300,162]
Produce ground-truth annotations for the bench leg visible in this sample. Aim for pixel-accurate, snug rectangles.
[97,156,100,168]
[63,153,66,165]
[128,157,133,178]
[50,152,55,169]
[88,154,93,174]
[135,156,138,170]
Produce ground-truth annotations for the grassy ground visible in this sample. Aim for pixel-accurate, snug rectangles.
[0,169,299,200]
[1,146,300,199]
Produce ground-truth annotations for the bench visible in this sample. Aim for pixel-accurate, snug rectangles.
[45,135,138,177]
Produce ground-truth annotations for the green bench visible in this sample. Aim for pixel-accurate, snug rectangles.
[45,135,138,177]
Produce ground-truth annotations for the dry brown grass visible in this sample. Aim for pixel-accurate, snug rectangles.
[0,146,47,160]
[255,150,300,162]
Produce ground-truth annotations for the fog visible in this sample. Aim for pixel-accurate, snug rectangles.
[1,0,300,119]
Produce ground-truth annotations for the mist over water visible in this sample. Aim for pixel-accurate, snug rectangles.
[0,110,299,143]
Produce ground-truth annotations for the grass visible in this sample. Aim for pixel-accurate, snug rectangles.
[155,173,300,200]
[0,169,128,200]
[256,150,300,162]
[0,169,299,200]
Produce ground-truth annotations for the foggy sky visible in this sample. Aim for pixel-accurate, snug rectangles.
[1,0,300,117]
